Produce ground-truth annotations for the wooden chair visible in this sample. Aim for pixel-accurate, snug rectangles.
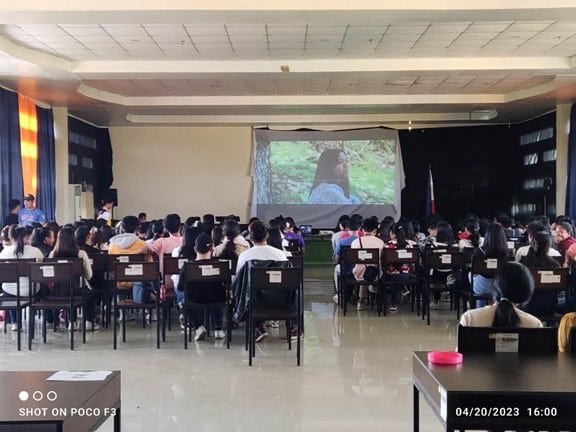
[112,261,160,349]
[248,267,302,366]
[162,255,195,336]
[340,248,380,316]
[87,253,107,326]
[335,245,350,309]
[528,267,569,324]
[462,256,506,313]
[0,259,33,351]
[380,248,419,316]
[28,260,87,351]
[421,251,467,325]
[180,261,231,349]
[457,324,558,354]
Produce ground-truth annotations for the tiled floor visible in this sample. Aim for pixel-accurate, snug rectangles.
[0,280,458,432]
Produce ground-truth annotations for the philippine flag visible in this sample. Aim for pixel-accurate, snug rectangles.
[426,166,436,216]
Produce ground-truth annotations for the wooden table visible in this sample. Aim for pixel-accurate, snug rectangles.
[0,371,120,431]
[413,351,576,432]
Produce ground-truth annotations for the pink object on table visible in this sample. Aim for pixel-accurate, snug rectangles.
[428,351,463,365]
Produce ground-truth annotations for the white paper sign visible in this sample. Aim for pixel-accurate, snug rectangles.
[440,254,451,264]
[267,270,282,283]
[89,258,94,265]
[125,264,143,276]
[439,386,447,421]
[200,266,220,276]
[486,258,498,269]
[397,250,412,259]
[41,266,55,277]
[492,333,519,352]
[47,370,113,382]
[507,241,515,250]
[178,259,187,269]
[117,256,129,263]
[358,251,373,260]
[540,273,561,284]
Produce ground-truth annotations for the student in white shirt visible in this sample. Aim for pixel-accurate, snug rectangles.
[235,221,288,274]
[460,261,543,328]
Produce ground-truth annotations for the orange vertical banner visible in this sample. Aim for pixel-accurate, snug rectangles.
[18,95,38,198]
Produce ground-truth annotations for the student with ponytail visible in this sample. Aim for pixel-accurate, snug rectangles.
[212,219,249,259]
[0,225,44,330]
[460,261,542,328]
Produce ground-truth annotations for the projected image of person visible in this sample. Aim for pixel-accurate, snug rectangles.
[307,149,360,204]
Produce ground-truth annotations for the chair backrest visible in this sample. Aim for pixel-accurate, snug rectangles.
[163,256,194,276]
[0,258,34,280]
[43,258,83,277]
[457,324,558,353]
[424,251,466,271]
[342,248,380,266]
[182,261,230,283]
[107,253,147,270]
[218,257,238,276]
[113,261,159,283]
[287,254,304,269]
[530,268,568,292]
[285,239,301,253]
[381,248,418,265]
[470,255,505,278]
[87,253,107,271]
[250,267,301,308]
[29,262,79,283]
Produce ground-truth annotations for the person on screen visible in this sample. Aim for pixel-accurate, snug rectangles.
[307,149,360,204]
[459,261,542,328]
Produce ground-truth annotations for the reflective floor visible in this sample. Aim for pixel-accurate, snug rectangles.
[0,280,458,432]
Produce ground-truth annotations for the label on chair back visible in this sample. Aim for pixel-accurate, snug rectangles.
[486,258,498,269]
[40,266,55,277]
[125,264,143,276]
[397,250,412,259]
[117,256,129,263]
[200,265,220,276]
[267,270,282,283]
[540,271,561,284]
[440,254,451,264]
[178,259,187,269]
[358,251,373,260]
[491,333,519,352]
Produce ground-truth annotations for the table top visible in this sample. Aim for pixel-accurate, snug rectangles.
[0,371,120,423]
[413,351,576,393]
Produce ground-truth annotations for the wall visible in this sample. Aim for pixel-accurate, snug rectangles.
[109,126,253,220]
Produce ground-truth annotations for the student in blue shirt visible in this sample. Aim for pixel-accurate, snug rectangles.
[19,194,46,227]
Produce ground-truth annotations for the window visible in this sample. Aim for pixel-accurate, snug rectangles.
[523,178,546,190]
[523,153,538,166]
[81,157,93,169]
[543,149,557,162]
[519,203,537,213]
[520,127,554,146]
[69,154,78,166]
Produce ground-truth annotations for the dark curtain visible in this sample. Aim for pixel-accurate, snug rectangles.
[36,106,56,221]
[93,127,113,205]
[0,88,22,227]
[565,104,576,217]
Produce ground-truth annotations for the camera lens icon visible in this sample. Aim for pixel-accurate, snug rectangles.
[18,391,29,402]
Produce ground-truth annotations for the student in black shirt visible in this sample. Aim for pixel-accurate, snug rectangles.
[3,199,20,227]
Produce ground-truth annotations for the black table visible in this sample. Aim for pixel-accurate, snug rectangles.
[0,370,121,431]
[413,351,576,432]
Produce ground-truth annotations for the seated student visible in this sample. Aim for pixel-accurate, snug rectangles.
[281,217,305,252]
[177,234,226,341]
[351,217,385,311]
[4,198,20,227]
[149,214,183,292]
[211,225,223,248]
[470,223,510,307]
[558,312,576,352]
[458,218,483,251]
[31,227,55,257]
[331,215,350,253]
[0,226,44,330]
[171,226,203,305]
[267,227,292,257]
[383,223,414,312]
[49,227,98,330]
[213,219,249,259]
[333,216,362,303]
[460,261,543,328]
[108,215,154,304]
[516,221,561,261]
[519,231,562,318]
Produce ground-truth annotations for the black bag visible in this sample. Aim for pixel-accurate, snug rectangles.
[363,265,379,282]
